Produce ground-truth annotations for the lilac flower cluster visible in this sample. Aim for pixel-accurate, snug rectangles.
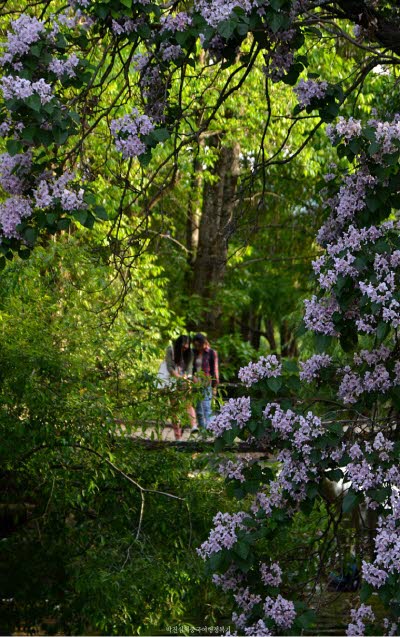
[207,396,251,437]
[218,459,246,482]
[111,18,137,35]
[135,60,167,122]
[0,152,32,194]
[264,595,296,629]
[33,172,85,212]
[317,168,376,246]
[383,618,398,636]
[266,41,294,82]
[160,43,183,62]
[346,604,375,637]
[361,491,400,588]
[359,253,400,328]
[0,15,44,66]
[327,116,362,143]
[110,109,154,159]
[212,565,244,592]
[303,294,339,335]
[197,511,248,558]
[345,434,398,496]
[369,116,400,158]
[299,353,332,382]
[1,76,54,104]
[0,196,32,238]
[244,620,271,636]
[197,0,261,28]
[238,354,282,387]
[260,562,282,587]
[0,150,85,238]
[234,587,262,613]
[49,53,80,78]
[293,78,328,108]
[160,12,192,33]
[338,363,392,404]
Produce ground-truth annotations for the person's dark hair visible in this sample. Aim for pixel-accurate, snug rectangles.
[173,335,191,366]
[193,332,206,346]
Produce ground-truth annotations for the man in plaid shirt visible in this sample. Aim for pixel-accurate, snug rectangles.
[192,333,219,429]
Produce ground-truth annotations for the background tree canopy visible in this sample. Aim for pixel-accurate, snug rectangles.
[1,1,400,635]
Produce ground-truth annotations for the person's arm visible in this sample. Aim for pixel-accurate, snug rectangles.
[185,350,194,377]
[211,349,219,389]
[165,346,179,377]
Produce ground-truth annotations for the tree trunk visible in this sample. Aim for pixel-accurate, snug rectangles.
[264,318,277,353]
[280,320,298,358]
[191,137,240,334]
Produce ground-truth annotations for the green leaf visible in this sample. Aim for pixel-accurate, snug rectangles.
[360,583,373,603]
[365,195,381,212]
[94,206,108,221]
[282,360,298,373]
[376,321,390,341]
[325,468,343,482]
[267,377,282,393]
[26,94,42,112]
[57,218,70,230]
[72,210,88,226]
[138,150,152,167]
[152,128,170,143]
[6,139,23,156]
[368,487,390,503]
[23,227,38,245]
[270,11,287,33]
[314,333,332,353]
[53,128,69,145]
[233,541,250,560]
[217,19,236,39]
[83,212,95,229]
[342,492,359,514]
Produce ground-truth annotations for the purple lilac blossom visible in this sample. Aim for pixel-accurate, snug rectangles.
[1,75,53,104]
[353,345,391,366]
[218,459,246,482]
[207,396,251,437]
[331,116,362,142]
[244,620,271,636]
[383,619,398,636]
[197,0,263,28]
[238,354,282,387]
[317,169,376,246]
[234,587,262,613]
[362,491,400,584]
[33,180,53,208]
[110,109,154,159]
[346,604,375,637]
[293,78,328,108]
[160,43,183,62]
[0,152,32,194]
[49,53,80,78]
[303,294,339,335]
[212,565,244,592]
[0,15,44,66]
[263,594,296,629]
[111,18,137,35]
[197,511,248,558]
[299,353,332,382]
[260,562,282,587]
[160,12,192,33]
[0,195,32,238]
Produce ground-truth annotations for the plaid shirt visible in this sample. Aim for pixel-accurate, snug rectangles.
[193,346,219,388]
